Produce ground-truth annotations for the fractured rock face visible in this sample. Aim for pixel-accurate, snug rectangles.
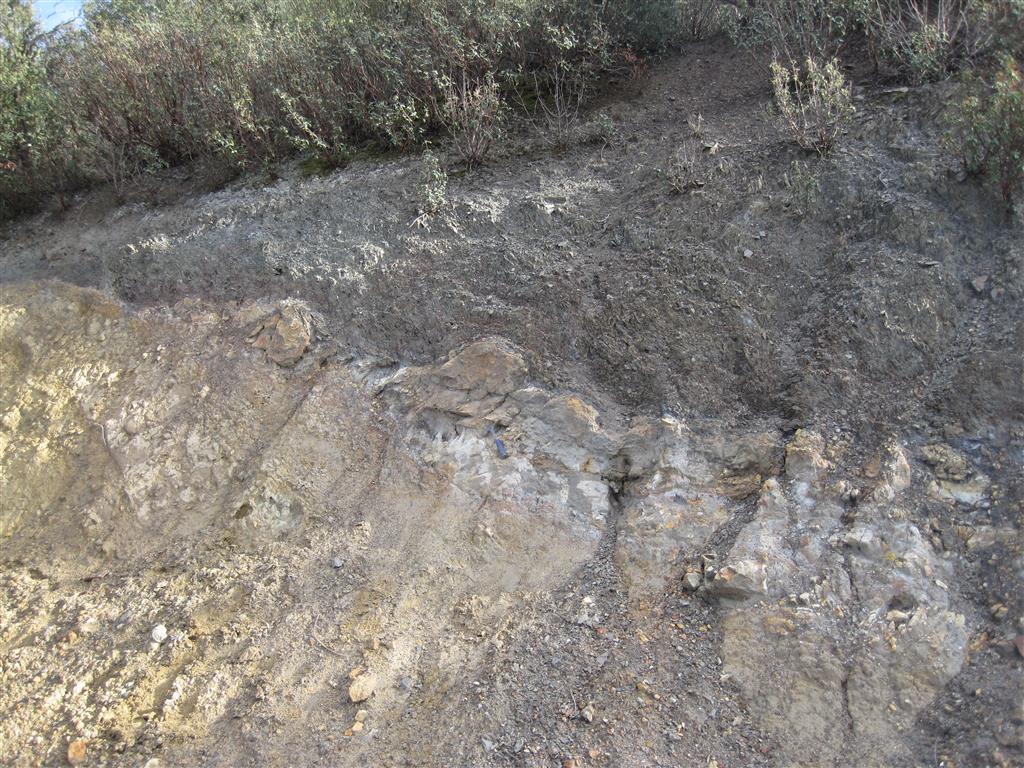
[232,485,304,539]
[847,609,968,745]
[435,338,528,400]
[613,418,730,604]
[0,283,992,768]
[385,338,528,422]
[921,443,972,481]
[708,462,845,604]
[250,302,312,367]
[784,428,831,482]
[377,342,619,529]
[712,430,782,499]
[0,285,615,764]
[866,438,912,502]
[722,608,848,762]
[714,433,970,767]
[920,442,991,506]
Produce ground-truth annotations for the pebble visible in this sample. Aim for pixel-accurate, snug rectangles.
[398,676,415,691]
[482,737,495,752]
[151,625,168,644]
[67,739,87,766]
[581,702,595,723]
[743,249,754,258]
[331,557,344,568]
[683,572,702,591]
[348,674,376,703]
[79,617,101,635]
[355,709,368,722]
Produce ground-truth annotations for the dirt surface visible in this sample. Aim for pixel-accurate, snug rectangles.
[1,40,1022,768]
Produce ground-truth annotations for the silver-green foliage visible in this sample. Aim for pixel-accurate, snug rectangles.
[2,0,693,218]
[770,57,855,155]
[417,150,447,216]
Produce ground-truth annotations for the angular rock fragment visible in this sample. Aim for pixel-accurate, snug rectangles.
[921,443,972,481]
[349,674,376,703]
[251,303,312,367]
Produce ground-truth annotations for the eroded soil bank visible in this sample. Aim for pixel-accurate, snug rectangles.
[1,42,1022,768]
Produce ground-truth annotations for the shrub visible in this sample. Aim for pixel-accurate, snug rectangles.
[515,6,614,149]
[770,56,855,155]
[603,0,684,52]
[441,72,505,168]
[731,0,1018,80]
[0,1,70,216]
[687,112,706,139]
[783,158,821,215]
[417,150,448,218]
[528,63,591,149]
[1,0,695,219]
[666,140,715,193]
[680,0,732,40]
[854,0,974,82]
[985,0,1024,60]
[853,0,1024,82]
[731,0,856,63]
[946,56,1024,209]
[581,112,617,146]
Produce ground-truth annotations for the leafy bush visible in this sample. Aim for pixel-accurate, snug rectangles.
[680,0,732,40]
[770,56,855,154]
[526,63,591,149]
[417,149,448,217]
[946,56,1024,209]
[581,112,617,146]
[732,0,1018,76]
[850,0,1024,81]
[603,0,684,52]
[441,73,505,168]
[1,1,71,217]
[514,6,614,148]
[2,0,691,220]
[985,0,1024,60]
[853,0,973,81]
[731,0,856,63]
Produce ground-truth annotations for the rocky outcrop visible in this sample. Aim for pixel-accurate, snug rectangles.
[712,435,970,767]
[249,301,314,367]
[0,283,1011,768]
